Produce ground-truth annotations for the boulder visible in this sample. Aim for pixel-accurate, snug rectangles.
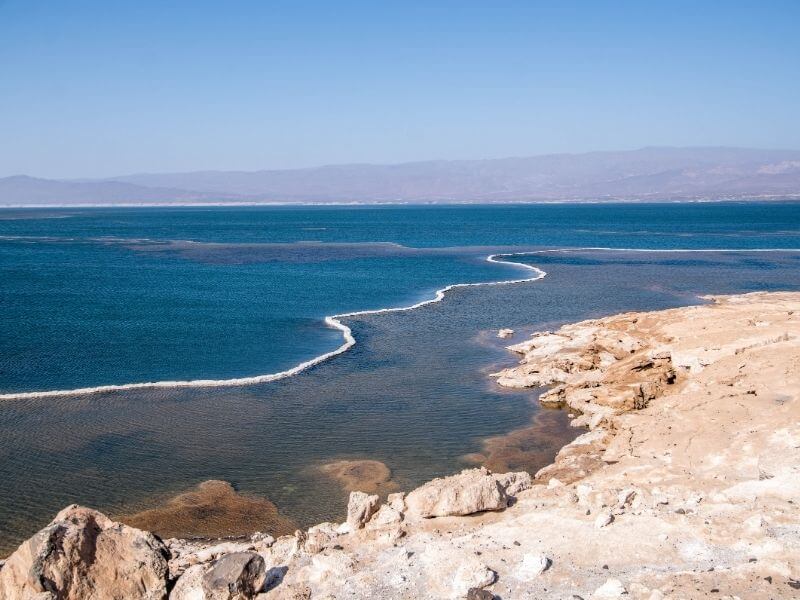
[202,552,266,599]
[405,468,508,518]
[0,504,169,600]
[346,491,380,530]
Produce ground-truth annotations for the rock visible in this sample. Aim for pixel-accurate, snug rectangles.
[203,552,266,599]
[405,468,509,518]
[368,504,403,527]
[304,522,339,555]
[593,578,627,598]
[515,553,551,581]
[170,564,206,599]
[466,588,496,600]
[346,491,380,530]
[594,510,614,528]
[497,328,515,338]
[493,471,533,496]
[387,492,406,512]
[452,561,496,597]
[0,504,169,600]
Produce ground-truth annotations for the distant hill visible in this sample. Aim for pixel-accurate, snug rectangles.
[3,147,800,205]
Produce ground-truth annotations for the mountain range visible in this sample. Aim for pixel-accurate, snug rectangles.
[2,147,800,205]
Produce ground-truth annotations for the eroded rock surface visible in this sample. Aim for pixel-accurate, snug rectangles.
[0,505,169,600]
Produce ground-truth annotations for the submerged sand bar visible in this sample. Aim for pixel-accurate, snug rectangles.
[2,292,799,598]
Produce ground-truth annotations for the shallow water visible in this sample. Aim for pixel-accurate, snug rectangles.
[1,204,800,553]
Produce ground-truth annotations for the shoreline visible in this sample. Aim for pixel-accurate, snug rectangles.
[2,196,800,209]
[3,246,800,402]
[3,291,799,598]
[0,252,546,401]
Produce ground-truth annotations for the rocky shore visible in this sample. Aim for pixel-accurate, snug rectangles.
[2,292,799,599]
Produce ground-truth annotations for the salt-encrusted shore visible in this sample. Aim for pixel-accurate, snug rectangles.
[2,292,799,599]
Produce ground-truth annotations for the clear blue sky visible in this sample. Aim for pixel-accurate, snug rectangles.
[1,0,799,178]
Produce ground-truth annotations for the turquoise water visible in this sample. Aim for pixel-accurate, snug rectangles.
[1,203,800,553]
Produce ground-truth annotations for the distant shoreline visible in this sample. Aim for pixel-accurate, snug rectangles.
[2,196,800,209]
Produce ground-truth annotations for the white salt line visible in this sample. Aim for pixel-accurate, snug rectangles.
[0,253,545,401]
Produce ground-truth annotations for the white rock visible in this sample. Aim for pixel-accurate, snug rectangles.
[547,477,565,489]
[515,552,551,581]
[498,328,515,338]
[452,561,496,597]
[594,511,614,528]
[617,488,636,508]
[387,492,406,512]
[368,504,403,527]
[593,578,627,598]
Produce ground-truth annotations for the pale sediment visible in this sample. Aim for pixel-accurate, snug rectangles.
[3,291,800,599]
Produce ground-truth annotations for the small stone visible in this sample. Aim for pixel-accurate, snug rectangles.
[593,578,628,598]
[595,511,614,528]
[497,328,515,338]
[452,562,496,597]
[466,588,496,600]
[515,552,551,581]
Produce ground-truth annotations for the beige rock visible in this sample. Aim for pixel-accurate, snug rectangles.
[386,492,406,512]
[0,505,168,600]
[451,561,496,598]
[493,471,532,496]
[405,468,508,518]
[346,491,380,530]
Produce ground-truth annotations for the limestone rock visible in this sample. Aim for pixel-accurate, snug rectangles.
[452,561,496,597]
[387,492,406,512]
[346,491,380,530]
[594,510,614,528]
[493,471,532,496]
[593,578,627,598]
[405,468,508,518]
[515,553,550,581]
[497,328,514,338]
[0,504,169,600]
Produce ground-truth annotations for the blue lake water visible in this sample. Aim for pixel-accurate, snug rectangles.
[1,202,800,553]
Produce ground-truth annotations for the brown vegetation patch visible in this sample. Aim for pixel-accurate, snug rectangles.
[463,409,579,474]
[120,480,296,540]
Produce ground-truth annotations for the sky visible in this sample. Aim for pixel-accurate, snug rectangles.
[1,0,799,178]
